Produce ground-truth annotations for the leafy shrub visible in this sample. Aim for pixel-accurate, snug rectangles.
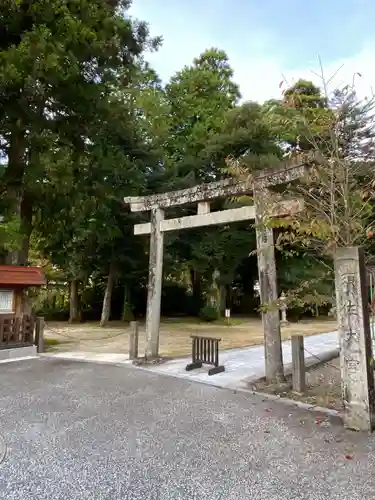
[199,305,219,322]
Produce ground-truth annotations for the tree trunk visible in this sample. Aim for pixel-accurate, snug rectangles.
[69,279,81,323]
[100,262,116,327]
[191,269,202,315]
[206,270,221,314]
[22,290,32,316]
[18,192,33,265]
[5,192,22,265]
[62,292,67,310]
[121,284,133,322]
[220,285,227,317]
[4,126,26,265]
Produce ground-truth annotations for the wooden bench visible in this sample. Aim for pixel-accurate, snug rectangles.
[186,335,225,376]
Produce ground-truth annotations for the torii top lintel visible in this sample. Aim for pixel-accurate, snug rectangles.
[124,154,315,213]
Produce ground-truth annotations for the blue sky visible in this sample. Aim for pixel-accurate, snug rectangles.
[129,0,375,102]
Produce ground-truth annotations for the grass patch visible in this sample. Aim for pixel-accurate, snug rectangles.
[44,338,61,346]
[43,317,337,357]
[214,318,243,326]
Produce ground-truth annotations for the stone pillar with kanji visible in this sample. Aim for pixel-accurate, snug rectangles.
[334,247,375,431]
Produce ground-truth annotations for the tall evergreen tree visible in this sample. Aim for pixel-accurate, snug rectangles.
[165,48,240,184]
[0,0,158,264]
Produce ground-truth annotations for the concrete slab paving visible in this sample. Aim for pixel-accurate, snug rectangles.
[0,345,37,362]
[136,331,339,390]
[0,357,374,500]
[43,331,339,391]
[0,355,38,365]
[46,351,129,364]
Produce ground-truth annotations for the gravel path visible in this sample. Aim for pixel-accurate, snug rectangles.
[0,358,374,500]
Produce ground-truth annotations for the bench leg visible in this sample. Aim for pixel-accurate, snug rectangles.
[186,361,203,371]
[208,365,225,376]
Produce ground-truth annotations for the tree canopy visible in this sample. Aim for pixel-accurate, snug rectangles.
[1,2,373,324]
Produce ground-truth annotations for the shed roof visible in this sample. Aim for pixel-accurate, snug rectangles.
[0,266,46,286]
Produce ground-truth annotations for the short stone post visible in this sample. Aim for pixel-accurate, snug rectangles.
[291,334,306,393]
[334,247,375,431]
[35,316,45,354]
[279,292,289,326]
[129,321,139,360]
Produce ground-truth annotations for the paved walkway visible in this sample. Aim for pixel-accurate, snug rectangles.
[1,357,374,500]
[45,330,339,390]
[46,351,128,364]
[135,330,339,390]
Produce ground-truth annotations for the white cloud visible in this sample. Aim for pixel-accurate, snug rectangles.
[145,37,375,105]
[232,45,375,103]
[129,2,375,104]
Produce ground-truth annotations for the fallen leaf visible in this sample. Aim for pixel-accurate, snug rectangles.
[345,455,354,460]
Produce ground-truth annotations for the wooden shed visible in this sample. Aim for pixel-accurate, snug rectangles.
[0,266,46,317]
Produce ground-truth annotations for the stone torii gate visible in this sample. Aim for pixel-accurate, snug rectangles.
[124,152,375,429]
[124,157,308,382]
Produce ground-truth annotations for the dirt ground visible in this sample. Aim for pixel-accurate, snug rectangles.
[253,357,343,411]
[43,317,337,357]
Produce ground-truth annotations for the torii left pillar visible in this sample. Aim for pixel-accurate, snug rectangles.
[145,208,165,358]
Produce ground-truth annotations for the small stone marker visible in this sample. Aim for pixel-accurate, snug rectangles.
[291,334,306,393]
[225,308,231,324]
[129,321,139,360]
